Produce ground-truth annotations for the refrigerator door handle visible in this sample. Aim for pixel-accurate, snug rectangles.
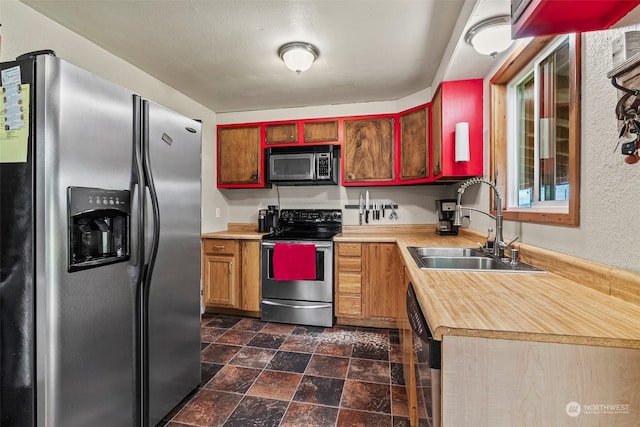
[129,182,143,269]
[131,95,145,278]
[142,103,161,285]
[140,100,162,427]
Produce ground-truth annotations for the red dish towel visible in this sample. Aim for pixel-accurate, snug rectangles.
[273,243,316,281]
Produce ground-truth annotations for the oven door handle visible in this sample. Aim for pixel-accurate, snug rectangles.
[261,242,332,249]
[262,300,332,310]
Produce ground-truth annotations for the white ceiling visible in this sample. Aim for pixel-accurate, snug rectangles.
[21,0,512,113]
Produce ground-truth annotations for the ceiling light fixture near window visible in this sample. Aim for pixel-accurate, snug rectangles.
[278,42,319,74]
[465,16,513,58]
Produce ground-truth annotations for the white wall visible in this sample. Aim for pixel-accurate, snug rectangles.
[0,0,225,232]
[472,27,640,274]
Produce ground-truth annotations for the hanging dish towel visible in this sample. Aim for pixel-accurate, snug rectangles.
[273,243,316,280]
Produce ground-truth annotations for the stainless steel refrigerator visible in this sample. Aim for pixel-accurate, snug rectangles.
[0,51,202,426]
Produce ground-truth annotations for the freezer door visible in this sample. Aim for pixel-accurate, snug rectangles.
[143,100,201,425]
[0,58,37,427]
[34,55,135,426]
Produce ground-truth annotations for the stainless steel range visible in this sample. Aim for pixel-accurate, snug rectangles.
[261,209,342,327]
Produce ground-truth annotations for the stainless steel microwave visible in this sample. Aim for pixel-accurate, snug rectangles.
[266,145,339,185]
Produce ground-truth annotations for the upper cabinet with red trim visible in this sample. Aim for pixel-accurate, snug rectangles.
[217,124,268,189]
[216,80,484,188]
[511,0,640,39]
[431,79,484,181]
[399,106,430,183]
[342,116,396,185]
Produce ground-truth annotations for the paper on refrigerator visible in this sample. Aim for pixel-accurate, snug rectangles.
[1,65,30,163]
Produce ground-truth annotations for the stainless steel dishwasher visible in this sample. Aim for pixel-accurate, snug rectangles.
[407,282,441,427]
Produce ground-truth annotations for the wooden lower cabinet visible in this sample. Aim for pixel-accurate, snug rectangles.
[366,243,402,320]
[202,239,240,308]
[335,242,403,326]
[202,238,261,314]
[240,240,261,312]
[399,270,419,427]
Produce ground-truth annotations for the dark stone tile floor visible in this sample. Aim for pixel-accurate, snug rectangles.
[161,314,410,427]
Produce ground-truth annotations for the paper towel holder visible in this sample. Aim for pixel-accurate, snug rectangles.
[455,122,470,162]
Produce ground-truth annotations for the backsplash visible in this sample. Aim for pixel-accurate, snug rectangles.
[218,185,452,227]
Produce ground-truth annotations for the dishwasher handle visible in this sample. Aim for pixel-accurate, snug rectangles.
[407,282,441,369]
[406,283,432,342]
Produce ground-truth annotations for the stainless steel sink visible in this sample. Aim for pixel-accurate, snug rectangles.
[408,247,485,258]
[407,247,545,273]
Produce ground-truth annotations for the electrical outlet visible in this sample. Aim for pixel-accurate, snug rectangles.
[215,207,221,218]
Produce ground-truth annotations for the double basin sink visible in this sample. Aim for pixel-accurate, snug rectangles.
[408,246,545,273]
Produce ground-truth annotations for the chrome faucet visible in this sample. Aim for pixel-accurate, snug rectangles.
[453,177,518,258]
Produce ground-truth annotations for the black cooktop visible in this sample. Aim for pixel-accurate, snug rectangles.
[262,209,342,242]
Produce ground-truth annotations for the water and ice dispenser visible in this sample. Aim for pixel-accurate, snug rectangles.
[68,187,130,271]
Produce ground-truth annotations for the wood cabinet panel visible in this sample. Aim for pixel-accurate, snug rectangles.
[442,336,640,426]
[240,240,261,312]
[265,123,298,144]
[343,118,395,183]
[400,107,429,180]
[217,126,262,185]
[303,120,339,143]
[365,243,402,320]
[203,255,239,308]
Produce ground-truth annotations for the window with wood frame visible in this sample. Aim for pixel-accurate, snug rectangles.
[490,34,581,226]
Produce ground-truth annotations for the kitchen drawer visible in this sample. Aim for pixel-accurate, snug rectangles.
[337,294,362,317]
[337,272,362,293]
[203,239,237,255]
[338,257,361,272]
[338,243,362,257]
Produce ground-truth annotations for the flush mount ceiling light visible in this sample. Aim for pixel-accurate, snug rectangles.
[278,42,319,74]
[465,15,513,58]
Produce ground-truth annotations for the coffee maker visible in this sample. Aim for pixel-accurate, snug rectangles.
[258,205,279,233]
[435,199,458,235]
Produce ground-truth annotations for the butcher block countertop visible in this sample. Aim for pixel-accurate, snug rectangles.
[202,223,266,240]
[204,223,640,349]
[336,225,640,350]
